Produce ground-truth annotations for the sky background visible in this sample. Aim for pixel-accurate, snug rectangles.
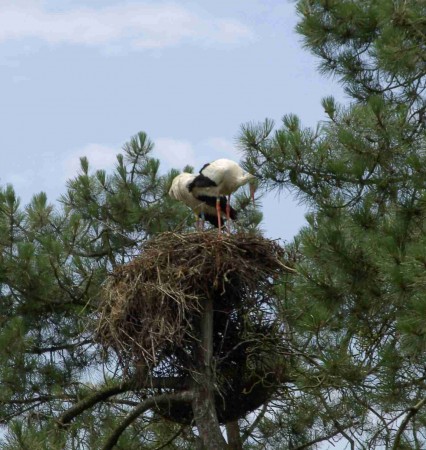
[0,0,347,242]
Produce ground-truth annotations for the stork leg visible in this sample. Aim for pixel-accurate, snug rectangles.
[195,213,200,231]
[200,211,205,230]
[226,195,231,233]
[216,197,222,234]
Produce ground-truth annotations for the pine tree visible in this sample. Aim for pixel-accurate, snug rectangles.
[0,131,267,449]
[0,132,202,448]
[3,0,425,448]
[239,0,426,448]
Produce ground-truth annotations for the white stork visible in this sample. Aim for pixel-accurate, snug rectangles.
[169,172,236,229]
[188,159,256,231]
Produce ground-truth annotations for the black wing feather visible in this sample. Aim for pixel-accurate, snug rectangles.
[196,195,238,221]
[199,163,210,173]
[188,173,217,192]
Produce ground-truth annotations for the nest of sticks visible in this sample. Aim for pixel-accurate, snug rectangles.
[97,231,294,423]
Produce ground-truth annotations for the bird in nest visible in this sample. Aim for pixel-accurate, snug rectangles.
[169,159,256,232]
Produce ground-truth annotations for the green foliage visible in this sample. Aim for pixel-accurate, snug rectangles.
[2,0,425,447]
[2,421,66,450]
[296,0,426,108]
[238,0,426,448]
[0,132,173,446]
[0,130,263,449]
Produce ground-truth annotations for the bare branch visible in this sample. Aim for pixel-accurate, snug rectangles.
[392,397,426,450]
[28,339,92,355]
[101,391,194,450]
[57,382,133,427]
[241,402,268,443]
[152,425,186,450]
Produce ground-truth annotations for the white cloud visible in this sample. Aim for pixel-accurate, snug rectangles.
[2,170,34,190]
[0,57,20,68]
[63,143,118,180]
[59,137,239,183]
[0,3,254,51]
[1,144,118,205]
[12,74,29,83]
[153,136,243,173]
[153,138,197,170]
[203,137,240,160]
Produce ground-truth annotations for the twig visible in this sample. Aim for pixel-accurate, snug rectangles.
[392,397,426,450]
[241,402,269,443]
[291,424,356,450]
[57,381,133,426]
[152,425,186,450]
[101,391,194,450]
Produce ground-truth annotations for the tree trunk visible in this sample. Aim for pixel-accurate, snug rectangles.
[226,421,243,450]
[192,295,227,449]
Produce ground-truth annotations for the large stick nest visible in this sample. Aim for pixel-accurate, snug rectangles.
[96,231,294,423]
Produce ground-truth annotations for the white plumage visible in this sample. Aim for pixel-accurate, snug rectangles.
[169,172,236,229]
[189,159,256,198]
[169,173,202,211]
[188,159,256,231]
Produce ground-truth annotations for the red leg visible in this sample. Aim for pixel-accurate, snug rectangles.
[226,195,231,233]
[216,197,222,234]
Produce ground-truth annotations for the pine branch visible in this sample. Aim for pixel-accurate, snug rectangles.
[151,425,185,450]
[241,402,268,443]
[318,396,355,450]
[292,422,357,450]
[57,381,133,427]
[101,391,193,450]
[28,339,92,355]
[57,376,187,427]
[392,397,426,450]
[1,395,73,406]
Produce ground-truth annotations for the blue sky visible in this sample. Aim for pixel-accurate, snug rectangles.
[0,0,346,241]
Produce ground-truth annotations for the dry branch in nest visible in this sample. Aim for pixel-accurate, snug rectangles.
[96,231,295,423]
